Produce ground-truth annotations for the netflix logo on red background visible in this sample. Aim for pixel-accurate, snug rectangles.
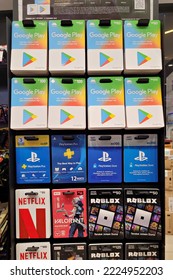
[15,189,51,239]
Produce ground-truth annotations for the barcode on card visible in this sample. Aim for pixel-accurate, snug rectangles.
[134,0,146,10]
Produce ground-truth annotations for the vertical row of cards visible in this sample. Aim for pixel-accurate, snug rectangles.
[10,77,164,130]
[15,188,162,240]
[15,134,158,184]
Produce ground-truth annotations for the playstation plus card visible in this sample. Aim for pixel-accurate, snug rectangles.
[124,134,158,183]
[88,188,124,239]
[124,189,162,240]
[88,135,122,183]
[15,135,51,184]
[51,135,86,183]
[52,189,87,238]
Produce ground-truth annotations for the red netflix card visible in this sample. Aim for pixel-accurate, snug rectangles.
[15,189,51,239]
[52,189,87,238]
[16,242,51,260]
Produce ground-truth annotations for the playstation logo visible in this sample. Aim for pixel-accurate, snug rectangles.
[27,152,40,163]
[98,151,111,162]
[135,151,148,162]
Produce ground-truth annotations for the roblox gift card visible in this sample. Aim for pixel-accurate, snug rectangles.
[52,243,86,260]
[52,189,87,238]
[88,188,124,239]
[16,242,51,260]
[15,189,51,239]
[124,189,162,239]
[125,243,160,260]
[88,243,123,260]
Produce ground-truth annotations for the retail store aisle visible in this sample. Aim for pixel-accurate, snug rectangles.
[165,235,173,260]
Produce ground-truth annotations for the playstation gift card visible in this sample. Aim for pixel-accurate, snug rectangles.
[88,243,123,260]
[52,189,87,238]
[52,243,86,260]
[15,135,51,184]
[88,188,124,239]
[124,189,162,240]
[124,134,158,183]
[88,135,122,183]
[125,243,160,260]
[51,135,86,183]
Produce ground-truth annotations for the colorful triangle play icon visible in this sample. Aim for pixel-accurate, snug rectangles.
[23,52,37,67]
[61,52,75,66]
[40,6,45,13]
[100,52,113,67]
[23,109,37,125]
[137,52,151,66]
[138,109,152,124]
[101,109,115,124]
[60,109,74,124]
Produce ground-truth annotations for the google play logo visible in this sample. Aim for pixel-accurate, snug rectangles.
[100,52,113,67]
[61,52,75,66]
[60,109,74,124]
[138,109,152,124]
[23,109,37,125]
[101,109,115,124]
[137,52,151,66]
[23,52,37,67]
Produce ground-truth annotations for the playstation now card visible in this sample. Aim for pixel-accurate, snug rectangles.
[125,243,160,260]
[88,243,123,260]
[88,188,124,239]
[51,135,86,183]
[124,189,162,240]
[52,243,86,260]
[15,135,51,184]
[124,134,158,183]
[15,189,51,239]
[88,135,122,183]
[52,189,87,238]
[16,242,51,260]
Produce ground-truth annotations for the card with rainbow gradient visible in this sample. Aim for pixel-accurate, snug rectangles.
[87,20,123,75]
[49,20,85,75]
[124,20,162,74]
[10,21,48,76]
[125,77,164,128]
[11,78,48,130]
[48,78,86,129]
[88,77,125,129]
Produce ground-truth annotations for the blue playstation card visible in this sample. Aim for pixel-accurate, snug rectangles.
[124,134,158,183]
[15,135,51,184]
[51,135,86,183]
[88,135,122,183]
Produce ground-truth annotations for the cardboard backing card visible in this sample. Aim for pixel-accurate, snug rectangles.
[52,243,86,260]
[125,243,160,260]
[88,243,123,260]
[124,189,162,240]
[15,189,51,239]
[88,188,124,239]
[16,242,51,260]
[52,189,87,238]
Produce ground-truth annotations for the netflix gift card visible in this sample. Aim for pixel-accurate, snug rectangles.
[52,189,87,238]
[16,242,51,260]
[15,189,51,239]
